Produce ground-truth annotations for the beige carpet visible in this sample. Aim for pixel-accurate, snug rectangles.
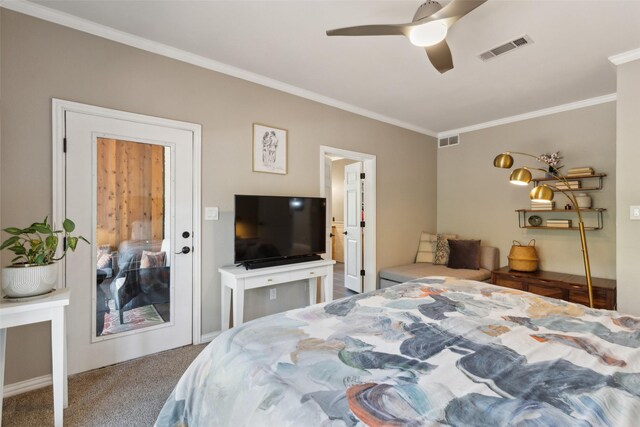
[2,344,207,426]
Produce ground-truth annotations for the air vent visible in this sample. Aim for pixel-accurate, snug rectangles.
[439,135,460,148]
[478,35,533,62]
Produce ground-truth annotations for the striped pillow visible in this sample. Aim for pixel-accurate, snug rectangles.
[415,232,437,263]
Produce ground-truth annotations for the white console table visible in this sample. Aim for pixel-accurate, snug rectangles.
[0,288,70,427]
[219,259,335,329]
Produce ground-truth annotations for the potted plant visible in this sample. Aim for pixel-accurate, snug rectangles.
[1,217,89,298]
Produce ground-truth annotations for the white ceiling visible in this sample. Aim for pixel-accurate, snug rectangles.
[19,0,640,134]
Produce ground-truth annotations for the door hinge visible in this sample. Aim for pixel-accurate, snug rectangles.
[63,236,67,251]
[63,138,67,153]
[360,269,366,276]
[360,172,365,179]
[360,221,365,228]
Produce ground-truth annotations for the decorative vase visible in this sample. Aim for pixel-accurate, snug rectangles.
[2,263,57,298]
[546,166,558,178]
[575,193,592,209]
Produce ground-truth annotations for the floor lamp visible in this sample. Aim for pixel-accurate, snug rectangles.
[493,152,594,309]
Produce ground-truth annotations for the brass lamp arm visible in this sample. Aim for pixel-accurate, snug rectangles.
[540,184,583,222]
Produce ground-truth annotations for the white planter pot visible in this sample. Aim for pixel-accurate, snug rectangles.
[2,263,58,298]
[575,193,592,209]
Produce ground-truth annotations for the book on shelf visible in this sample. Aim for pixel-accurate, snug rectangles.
[567,167,594,176]
[530,201,555,210]
[531,200,555,206]
[546,223,572,228]
[546,219,572,227]
[555,181,581,190]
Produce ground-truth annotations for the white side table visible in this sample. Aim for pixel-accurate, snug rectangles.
[0,288,70,427]
[219,259,335,330]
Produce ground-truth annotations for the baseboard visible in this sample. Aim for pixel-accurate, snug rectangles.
[200,331,221,343]
[3,374,52,398]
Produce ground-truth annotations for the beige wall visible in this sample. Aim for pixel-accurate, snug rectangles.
[438,102,616,278]
[331,158,357,222]
[616,59,640,315]
[0,11,437,385]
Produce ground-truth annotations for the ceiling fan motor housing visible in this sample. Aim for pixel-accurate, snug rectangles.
[413,1,443,22]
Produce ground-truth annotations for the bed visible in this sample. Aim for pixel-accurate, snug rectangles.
[156,277,640,426]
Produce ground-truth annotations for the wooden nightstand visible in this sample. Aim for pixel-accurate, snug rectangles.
[491,267,616,310]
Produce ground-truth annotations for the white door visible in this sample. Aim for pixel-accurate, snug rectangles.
[64,111,193,375]
[324,157,333,260]
[343,162,363,292]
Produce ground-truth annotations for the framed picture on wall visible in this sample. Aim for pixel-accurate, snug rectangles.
[253,123,288,175]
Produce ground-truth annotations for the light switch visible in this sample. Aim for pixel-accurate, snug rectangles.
[205,207,219,221]
[631,206,640,220]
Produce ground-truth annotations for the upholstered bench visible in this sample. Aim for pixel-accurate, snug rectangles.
[379,232,499,289]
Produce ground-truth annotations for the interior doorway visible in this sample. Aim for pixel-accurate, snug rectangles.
[320,146,376,294]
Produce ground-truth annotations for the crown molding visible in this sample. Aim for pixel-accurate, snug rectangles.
[0,0,437,137]
[609,48,640,66]
[438,93,617,138]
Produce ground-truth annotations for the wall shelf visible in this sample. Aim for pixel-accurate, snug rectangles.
[531,173,606,191]
[517,172,607,230]
[517,209,605,230]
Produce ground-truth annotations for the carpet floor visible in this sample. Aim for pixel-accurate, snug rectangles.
[2,343,207,426]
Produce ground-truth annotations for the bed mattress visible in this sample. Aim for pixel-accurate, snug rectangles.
[156,277,640,426]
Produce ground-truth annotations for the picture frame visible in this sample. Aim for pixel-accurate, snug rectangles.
[252,123,288,175]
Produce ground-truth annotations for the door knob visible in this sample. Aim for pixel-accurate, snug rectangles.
[343,231,348,235]
[182,231,190,238]
[176,246,191,254]
[329,233,335,238]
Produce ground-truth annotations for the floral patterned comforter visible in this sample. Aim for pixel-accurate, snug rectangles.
[156,277,640,426]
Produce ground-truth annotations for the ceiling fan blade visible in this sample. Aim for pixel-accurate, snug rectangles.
[429,0,488,23]
[425,40,454,74]
[326,24,408,37]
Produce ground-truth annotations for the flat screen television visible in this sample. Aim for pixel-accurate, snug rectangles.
[234,195,326,269]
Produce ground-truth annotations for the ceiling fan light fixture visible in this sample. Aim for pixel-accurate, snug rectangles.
[408,21,448,47]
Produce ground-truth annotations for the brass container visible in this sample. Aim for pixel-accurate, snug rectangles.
[508,240,539,272]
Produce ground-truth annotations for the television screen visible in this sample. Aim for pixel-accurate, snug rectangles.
[234,195,327,264]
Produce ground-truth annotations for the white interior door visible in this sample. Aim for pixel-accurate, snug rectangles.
[64,111,193,375]
[343,162,363,292]
[324,157,333,260]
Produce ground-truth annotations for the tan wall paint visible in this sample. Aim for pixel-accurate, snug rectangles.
[438,102,616,278]
[616,59,640,316]
[0,11,437,385]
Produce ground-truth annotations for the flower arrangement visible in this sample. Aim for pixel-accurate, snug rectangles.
[538,151,562,169]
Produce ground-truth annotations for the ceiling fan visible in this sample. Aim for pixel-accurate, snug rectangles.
[326,0,487,74]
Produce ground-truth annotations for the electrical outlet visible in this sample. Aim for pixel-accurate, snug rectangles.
[631,206,640,220]
[269,288,277,300]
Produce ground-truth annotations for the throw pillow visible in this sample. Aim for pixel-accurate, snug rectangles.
[433,233,457,265]
[447,239,481,270]
[96,252,112,270]
[140,250,166,269]
[415,232,437,263]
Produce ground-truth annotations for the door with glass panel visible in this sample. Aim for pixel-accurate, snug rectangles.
[65,111,193,375]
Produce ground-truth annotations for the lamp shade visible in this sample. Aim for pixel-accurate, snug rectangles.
[493,153,514,169]
[530,185,554,202]
[509,168,531,185]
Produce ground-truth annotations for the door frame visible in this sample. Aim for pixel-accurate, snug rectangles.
[319,146,376,293]
[52,99,203,344]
